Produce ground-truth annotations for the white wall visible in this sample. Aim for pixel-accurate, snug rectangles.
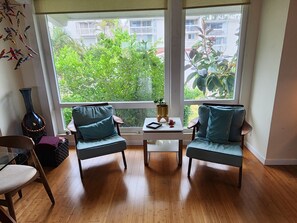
[266,0,297,164]
[244,0,291,164]
[0,18,25,135]
[22,4,57,136]
[0,3,57,137]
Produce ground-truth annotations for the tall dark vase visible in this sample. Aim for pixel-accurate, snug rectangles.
[20,88,46,143]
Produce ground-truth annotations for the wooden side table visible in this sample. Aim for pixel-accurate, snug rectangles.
[142,117,183,166]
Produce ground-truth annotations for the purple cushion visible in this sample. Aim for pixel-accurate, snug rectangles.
[38,136,60,148]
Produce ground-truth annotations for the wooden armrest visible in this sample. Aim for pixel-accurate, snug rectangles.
[67,118,77,133]
[113,115,124,125]
[241,120,252,136]
[188,117,199,129]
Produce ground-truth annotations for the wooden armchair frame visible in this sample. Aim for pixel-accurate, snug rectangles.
[186,103,252,188]
[67,103,127,178]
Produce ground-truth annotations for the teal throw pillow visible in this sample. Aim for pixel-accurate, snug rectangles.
[206,107,234,143]
[78,116,116,140]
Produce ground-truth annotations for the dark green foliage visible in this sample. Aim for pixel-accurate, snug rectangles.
[51,25,164,126]
[184,19,237,99]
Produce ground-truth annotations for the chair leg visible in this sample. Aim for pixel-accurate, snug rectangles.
[238,166,242,188]
[187,158,192,177]
[38,168,55,204]
[41,178,55,204]
[4,193,16,221]
[78,158,83,179]
[18,190,22,198]
[122,151,127,169]
[0,206,16,223]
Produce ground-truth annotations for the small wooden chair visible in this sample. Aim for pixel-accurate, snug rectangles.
[0,135,55,221]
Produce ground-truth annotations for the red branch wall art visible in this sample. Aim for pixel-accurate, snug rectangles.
[0,0,37,70]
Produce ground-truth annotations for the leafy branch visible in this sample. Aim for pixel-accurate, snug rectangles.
[184,19,237,99]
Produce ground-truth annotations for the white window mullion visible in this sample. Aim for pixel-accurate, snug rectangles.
[167,0,184,120]
[236,5,249,103]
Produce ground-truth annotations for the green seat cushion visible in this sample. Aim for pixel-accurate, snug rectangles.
[78,116,116,140]
[206,106,234,143]
[76,134,126,160]
[186,137,242,167]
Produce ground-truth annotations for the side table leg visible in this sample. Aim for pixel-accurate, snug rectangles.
[143,140,148,166]
[178,140,183,166]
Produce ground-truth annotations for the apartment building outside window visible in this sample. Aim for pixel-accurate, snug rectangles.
[76,22,96,36]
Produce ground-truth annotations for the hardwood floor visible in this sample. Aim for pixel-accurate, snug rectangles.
[5,146,297,223]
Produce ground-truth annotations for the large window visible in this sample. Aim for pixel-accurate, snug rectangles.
[46,11,165,129]
[184,6,244,124]
[41,5,246,134]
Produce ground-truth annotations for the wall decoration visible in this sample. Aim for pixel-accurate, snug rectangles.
[0,0,37,70]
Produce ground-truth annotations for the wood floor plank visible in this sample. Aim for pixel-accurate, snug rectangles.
[4,146,297,223]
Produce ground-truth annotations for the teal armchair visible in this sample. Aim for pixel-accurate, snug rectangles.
[186,103,252,188]
[68,103,127,179]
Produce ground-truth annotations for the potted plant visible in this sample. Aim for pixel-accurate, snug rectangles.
[154,98,169,122]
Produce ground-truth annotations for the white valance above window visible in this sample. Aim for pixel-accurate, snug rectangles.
[183,0,250,9]
[33,0,167,14]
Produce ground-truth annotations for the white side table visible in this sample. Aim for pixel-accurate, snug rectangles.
[142,117,183,166]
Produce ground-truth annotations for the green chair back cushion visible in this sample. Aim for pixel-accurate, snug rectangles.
[228,107,246,142]
[197,105,246,142]
[206,107,234,143]
[196,105,210,138]
[72,105,115,140]
[72,105,113,126]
